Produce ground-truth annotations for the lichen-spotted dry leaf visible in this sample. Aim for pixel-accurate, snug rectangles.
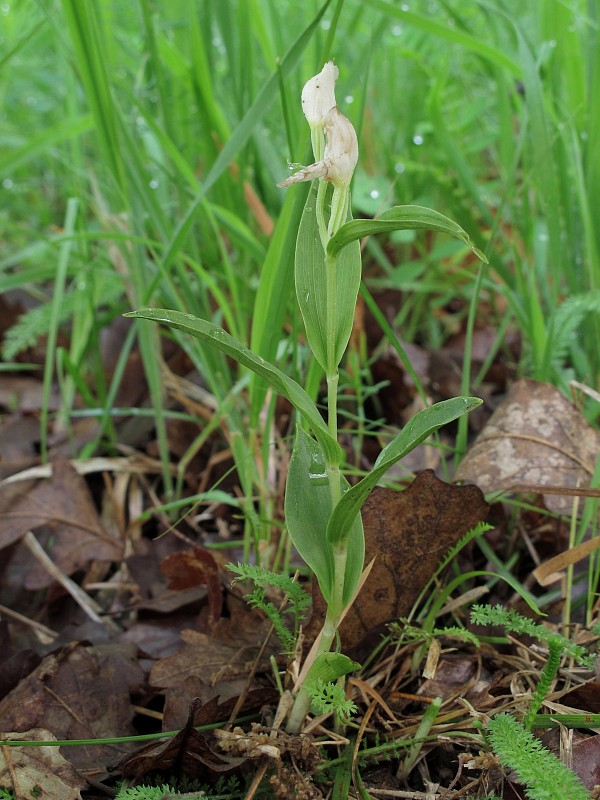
[0,728,85,799]
[455,378,600,513]
[308,471,488,654]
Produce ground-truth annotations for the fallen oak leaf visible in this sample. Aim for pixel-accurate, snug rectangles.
[307,471,489,655]
[0,642,144,773]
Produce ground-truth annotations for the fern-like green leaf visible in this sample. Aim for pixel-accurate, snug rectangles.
[115,785,176,799]
[227,562,311,613]
[244,587,295,652]
[305,677,357,723]
[523,635,563,731]
[548,291,600,371]
[431,625,481,646]
[227,563,311,652]
[488,713,588,800]
[470,604,590,664]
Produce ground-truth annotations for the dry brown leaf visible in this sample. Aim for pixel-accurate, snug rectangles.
[114,697,248,783]
[160,547,222,626]
[571,734,600,790]
[0,459,122,588]
[0,728,85,799]
[150,598,278,730]
[308,471,488,654]
[150,627,266,693]
[0,643,144,772]
[456,378,600,513]
[533,535,600,586]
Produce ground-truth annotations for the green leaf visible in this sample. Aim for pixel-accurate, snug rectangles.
[488,714,589,800]
[306,652,360,685]
[285,427,364,607]
[295,184,362,371]
[125,309,342,466]
[327,397,482,546]
[326,205,488,262]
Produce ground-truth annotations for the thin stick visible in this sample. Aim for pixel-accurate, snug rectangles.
[0,602,58,642]
[243,757,269,800]
[22,532,120,633]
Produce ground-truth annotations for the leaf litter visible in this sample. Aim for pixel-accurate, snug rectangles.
[1,310,600,798]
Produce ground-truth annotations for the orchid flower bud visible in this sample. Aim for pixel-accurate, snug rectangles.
[277,106,358,190]
[301,61,338,126]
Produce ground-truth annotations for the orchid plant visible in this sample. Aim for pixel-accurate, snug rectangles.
[126,61,486,733]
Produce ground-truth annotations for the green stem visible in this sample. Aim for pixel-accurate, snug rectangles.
[286,609,338,733]
[325,250,339,441]
[287,179,353,733]
[328,186,349,239]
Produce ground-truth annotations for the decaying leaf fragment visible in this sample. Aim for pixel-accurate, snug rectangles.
[456,378,600,513]
[0,643,144,772]
[0,728,85,799]
[0,459,122,588]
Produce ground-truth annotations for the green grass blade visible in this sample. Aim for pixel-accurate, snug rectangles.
[0,114,93,173]
[160,0,333,274]
[249,183,310,420]
[126,308,342,466]
[40,198,79,462]
[364,0,521,76]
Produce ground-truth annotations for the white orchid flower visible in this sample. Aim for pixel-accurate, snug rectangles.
[277,106,358,190]
[278,62,358,241]
[301,61,338,127]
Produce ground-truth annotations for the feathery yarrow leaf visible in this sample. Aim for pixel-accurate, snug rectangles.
[488,713,588,800]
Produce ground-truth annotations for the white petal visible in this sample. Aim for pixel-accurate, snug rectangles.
[276,161,328,188]
[301,61,338,125]
[322,107,358,188]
